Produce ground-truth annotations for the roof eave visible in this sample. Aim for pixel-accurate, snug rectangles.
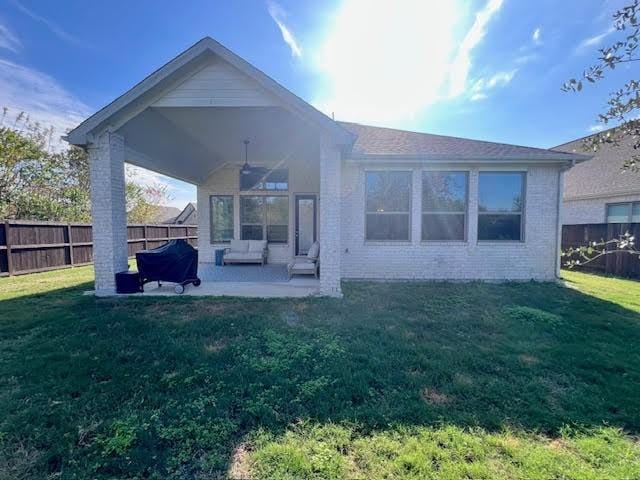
[346,153,590,164]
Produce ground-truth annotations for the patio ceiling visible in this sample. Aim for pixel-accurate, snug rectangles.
[117,105,321,184]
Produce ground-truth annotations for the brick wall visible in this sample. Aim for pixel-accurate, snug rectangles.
[340,164,561,281]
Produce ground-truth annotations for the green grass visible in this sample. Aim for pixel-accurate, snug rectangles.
[0,267,639,479]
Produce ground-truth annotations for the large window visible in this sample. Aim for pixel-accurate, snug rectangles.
[422,171,468,241]
[365,171,412,241]
[240,196,289,243]
[240,168,288,191]
[606,202,640,223]
[209,195,234,243]
[478,172,525,241]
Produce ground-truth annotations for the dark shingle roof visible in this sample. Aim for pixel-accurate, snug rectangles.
[553,132,640,200]
[338,122,587,162]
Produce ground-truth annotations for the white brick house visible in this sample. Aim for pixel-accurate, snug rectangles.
[66,37,586,297]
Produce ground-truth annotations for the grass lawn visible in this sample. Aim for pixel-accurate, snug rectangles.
[1,267,639,479]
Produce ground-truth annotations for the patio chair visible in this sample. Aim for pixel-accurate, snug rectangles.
[287,242,320,279]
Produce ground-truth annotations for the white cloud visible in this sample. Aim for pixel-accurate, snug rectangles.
[0,22,21,53]
[448,0,504,98]
[10,0,82,46]
[470,92,488,101]
[470,69,517,100]
[313,0,505,125]
[267,1,302,58]
[577,27,615,51]
[514,53,538,65]
[588,124,604,133]
[532,27,541,44]
[0,59,91,148]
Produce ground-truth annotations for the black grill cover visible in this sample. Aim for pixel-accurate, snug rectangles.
[136,240,198,285]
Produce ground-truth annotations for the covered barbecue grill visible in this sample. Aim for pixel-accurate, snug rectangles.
[136,239,201,293]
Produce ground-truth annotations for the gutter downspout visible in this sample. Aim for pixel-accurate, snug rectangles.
[555,160,575,279]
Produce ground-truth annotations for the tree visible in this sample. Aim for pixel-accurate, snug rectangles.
[125,171,172,224]
[561,1,640,269]
[0,110,171,223]
[562,0,640,171]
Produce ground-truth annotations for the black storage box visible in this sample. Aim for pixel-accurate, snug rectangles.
[115,270,141,294]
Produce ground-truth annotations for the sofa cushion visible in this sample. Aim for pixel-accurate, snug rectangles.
[224,252,263,261]
[291,261,316,271]
[307,242,320,259]
[229,239,249,253]
[248,240,267,253]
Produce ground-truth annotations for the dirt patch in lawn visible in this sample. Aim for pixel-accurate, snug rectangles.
[204,339,226,353]
[421,387,452,405]
[518,354,540,365]
[227,443,252,479]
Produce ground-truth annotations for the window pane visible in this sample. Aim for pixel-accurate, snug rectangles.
[478,173,524,212]
[366,171,411,212]
[240,168,288,191]
[241,225,263,240]
[267,225,288,243]
[267,196,288,225]
[422,172,467,212]
[267,196,288,243]
[478,214,522,241]
[366,214,410,240]
[241,197,264,224]
[422,213,465,241]
[607,203,632,223]
[633,203,640,222]
[210,196,233,242]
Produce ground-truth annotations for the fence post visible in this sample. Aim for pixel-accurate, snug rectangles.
[5,221,13,276]
[67,223,74,267]
[143,225,148,250]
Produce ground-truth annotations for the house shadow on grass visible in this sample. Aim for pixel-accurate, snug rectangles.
[1,279,640,478]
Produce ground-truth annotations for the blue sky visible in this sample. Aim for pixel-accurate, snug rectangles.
[0,0,634,207]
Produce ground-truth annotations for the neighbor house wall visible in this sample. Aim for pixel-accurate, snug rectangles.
[563,194,640,225]
[197,156,319,265]
[340,163,561,281]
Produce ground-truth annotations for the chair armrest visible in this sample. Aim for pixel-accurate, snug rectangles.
[223,247,231,254]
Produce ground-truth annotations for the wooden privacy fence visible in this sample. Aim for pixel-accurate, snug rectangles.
[562,223,640,279]
[0,220,197,277]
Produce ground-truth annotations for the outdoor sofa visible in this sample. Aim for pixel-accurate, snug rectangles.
[223,240,268,266]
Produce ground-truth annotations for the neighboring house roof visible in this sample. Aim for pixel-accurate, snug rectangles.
[152,206,181,223]
[65,37,354,147]
[339,122,588,163]
[553,130,640,201]
[165,202,197,225]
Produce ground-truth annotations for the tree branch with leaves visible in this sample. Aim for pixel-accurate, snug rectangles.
[562,0,640,171]
[562,231,639,268]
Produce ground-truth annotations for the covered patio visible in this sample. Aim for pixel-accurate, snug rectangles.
[66,38,352,297]
[137,264,319,297]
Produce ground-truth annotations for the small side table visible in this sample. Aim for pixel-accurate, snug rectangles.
[215,249,225,266]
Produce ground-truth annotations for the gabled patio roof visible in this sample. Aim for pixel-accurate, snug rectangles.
[66,37,354,148]
[64,38,355,184]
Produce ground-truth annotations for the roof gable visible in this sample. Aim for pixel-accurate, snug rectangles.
[66,37,353,146]
[152,59,278,108]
